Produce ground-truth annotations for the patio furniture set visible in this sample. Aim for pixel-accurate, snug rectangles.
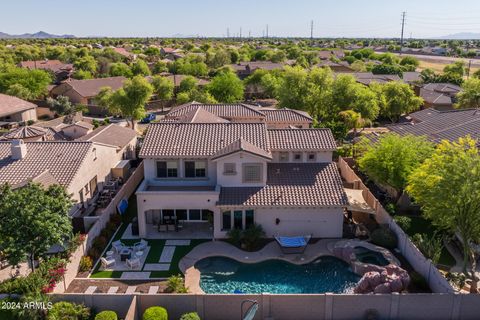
[157,216,184,233]
[97,178,123,208]
[100,239,148,270]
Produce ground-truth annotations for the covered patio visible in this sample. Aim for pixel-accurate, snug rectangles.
[121,222,213,240]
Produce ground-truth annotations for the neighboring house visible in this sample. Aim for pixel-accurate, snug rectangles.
[160,47,184,60]
[0,140,120,215]
[341,72,402,86]
[50,76,127,105]
[19,59,74,83]
[402,71,422,85]
[317,60,353,73]
[387,108,480,145]
[113,47,137,60]
[77,123,138,162]
[136,122,347,239]
[0,125,57,142]
[146,74,210,91]
[229,61,285,79]
[0,94,37,126]
[164,102,313,128]
[415,83,461,110]
[61,121,94,139]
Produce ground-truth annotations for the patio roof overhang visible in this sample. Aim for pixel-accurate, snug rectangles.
[344,188,375,214]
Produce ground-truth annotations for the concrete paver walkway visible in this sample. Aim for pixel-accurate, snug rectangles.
[107,286,118,294]
[159,246,175,263]
[85,286,97,294]
[125,286,137,294]
[120,272,151,279]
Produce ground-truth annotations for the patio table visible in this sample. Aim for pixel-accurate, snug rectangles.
[106,250,114,258]
[135,251,143,258]
[120,248,131,261]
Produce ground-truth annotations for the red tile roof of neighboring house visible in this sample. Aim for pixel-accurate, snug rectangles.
[268,128,337,151]
[0,141,95,188]
[0,94,37,118]
[176,108,230,124]
[217,163,347,207]
[260,108,313,123]
[166,102,265,120]
[19,60,73,73]
[77,124,137,149]
[113,47,135,58]
[63,76,127,98]
[0,126,53,141]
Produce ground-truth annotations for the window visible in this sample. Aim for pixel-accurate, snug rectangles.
[223,163,236,175]
[202,209,213,221]
[279,152,289,162]
[89,176,98,195]
[307,153,316,161]
[222,211,231,230]
[156,161,178,178]
[243,164,262,183]
[176,209,187,221]
[84,184,90,196]
[189,209,201,220]
[234,210,243,229]
[245,210,255,229]
[293,153,302,161]
[185,161,207,178]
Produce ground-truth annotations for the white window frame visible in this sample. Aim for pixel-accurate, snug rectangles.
[242,163,263,183]
[223,163,237,175]
[279,152,289,162]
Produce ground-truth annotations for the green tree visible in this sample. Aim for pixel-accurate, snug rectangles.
[207,70,244,103]
[443,61,465,78]
[151,76,174,101]
[400,56,420,68]
[109,62,133,77]
[339,109,370,136]
[406,137,480,293]
[371,81,423,122]
[46,95,75,116]
[0,67,51,99]
[131,59,151,76]
[178,75,197,93]
[74,56,97,74]
[0,183,73,271]
[358,133,434,193]
[277,66,309,109]
[73,70,93,80]
[456,78,480,109]
[97,76,153,130]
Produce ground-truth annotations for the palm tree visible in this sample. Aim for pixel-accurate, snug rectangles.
[339,110,370,137]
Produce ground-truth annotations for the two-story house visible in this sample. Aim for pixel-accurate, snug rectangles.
[136,121,347,239]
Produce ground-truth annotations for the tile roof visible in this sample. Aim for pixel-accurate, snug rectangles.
[211,138,272,160]
[260,108,313,123]
[19,60,73,73]
[419,88,452,105]
[388,108,480,144]
[63,76,127,98]
[217,163,347,207]
[402,72,421,83]
[77,124,137,149]
[1,126,53,141]
[166,102,265,120]
[139,123,269,158]
[422,83,461,95]
[229,61,284,72]
[176,108,230,124]
[0,141,94,188]
[268,129,337,151]
[63,121,94,130]
[0,94,37,117]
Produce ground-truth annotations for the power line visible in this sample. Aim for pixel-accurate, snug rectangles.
[400,11,406,48]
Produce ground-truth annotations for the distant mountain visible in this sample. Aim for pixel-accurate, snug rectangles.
[0,31,75,39]
[437,32,480,40]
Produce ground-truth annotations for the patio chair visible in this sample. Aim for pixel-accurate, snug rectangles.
[158,224,167,232]
[112,240,125,253]
[134,239,148,252]
[126,258,140,270]
[167,224,176,232]
[101,256,115,269]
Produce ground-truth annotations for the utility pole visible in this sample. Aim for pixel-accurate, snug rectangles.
[400,11,406,50]
[266,24,269,39]
[249,30,251,38]
[227,28,230,38]
[240,27,242,39]
[467,59,472,78]
[310,20,314,42]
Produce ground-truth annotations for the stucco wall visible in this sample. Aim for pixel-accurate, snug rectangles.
[62,125,91,139]
[215,152,268,187]
[271,150,333,163]
[2,108,38,122]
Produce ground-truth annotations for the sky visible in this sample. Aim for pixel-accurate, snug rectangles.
[1,0,480,38]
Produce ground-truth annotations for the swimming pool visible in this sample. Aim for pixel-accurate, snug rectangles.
[195,256,361,294]
[354,246,390,266]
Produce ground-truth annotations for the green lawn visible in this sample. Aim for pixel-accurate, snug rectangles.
[397,215,456,268]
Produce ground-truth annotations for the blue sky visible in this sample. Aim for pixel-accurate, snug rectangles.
[1,0,480,38]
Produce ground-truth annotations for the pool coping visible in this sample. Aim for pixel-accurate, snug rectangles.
[180,239,347,294]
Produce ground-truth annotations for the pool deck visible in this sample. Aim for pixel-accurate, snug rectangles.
[180,239,339,294]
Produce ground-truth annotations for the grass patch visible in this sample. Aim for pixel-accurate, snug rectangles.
[90,270,122,278]
[398,215,456,267]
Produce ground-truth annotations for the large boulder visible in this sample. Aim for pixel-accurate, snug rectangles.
[374,283,392,294]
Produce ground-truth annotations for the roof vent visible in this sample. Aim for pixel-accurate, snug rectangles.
[11,139,27,160]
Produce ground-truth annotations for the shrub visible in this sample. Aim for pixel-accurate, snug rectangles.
[227,228,242,247]
[95,310,118,320]
[88,247,101,261]
[167,274,188,293]
[110,214,122,226]
[385,203,397,216]
[445,272,467,290]
[180,312,201,320]
[242,224,266,251]
[394,215,411,231]
[143,306,168,320]
[412,233,442,264]
[92,236,107,251]
[370,227,398,249]
[410,271,429,291]
[79,256,93,272]
[47,301,90,320]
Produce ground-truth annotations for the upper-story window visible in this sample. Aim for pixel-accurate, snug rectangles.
[185,160,207,178]
[279,152,289,162]
[243,163,262,183]
[293,153,302,161]
[157,161,178,178]
[307,153,316,161]
[223,163,237,175]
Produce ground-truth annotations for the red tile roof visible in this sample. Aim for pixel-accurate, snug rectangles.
[0,94,37,118]
[268,129,337,151]
[211,138,272,160]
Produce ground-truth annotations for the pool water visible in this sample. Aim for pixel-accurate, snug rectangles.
[354,247,390,266]
[196,256,360,294]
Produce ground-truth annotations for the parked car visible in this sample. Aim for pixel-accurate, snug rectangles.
[140,113,156,123]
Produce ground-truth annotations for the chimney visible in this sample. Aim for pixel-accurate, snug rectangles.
[11,139,27,160]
